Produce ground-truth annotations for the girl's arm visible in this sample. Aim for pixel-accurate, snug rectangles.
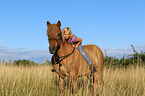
[74,38,82,48]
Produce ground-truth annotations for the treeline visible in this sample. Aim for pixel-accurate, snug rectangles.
[0,59,52,67]
[1,45,145,68]
[104,44,145,68]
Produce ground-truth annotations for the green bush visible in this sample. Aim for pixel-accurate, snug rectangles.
[12,59,38,67]
[104,44,145,68]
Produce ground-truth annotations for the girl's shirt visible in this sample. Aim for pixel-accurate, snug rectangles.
[67,37,77,45]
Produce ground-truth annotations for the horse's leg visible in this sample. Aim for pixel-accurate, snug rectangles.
[93,70,103,94]
[56,74,64,93]
[72,77,78,94]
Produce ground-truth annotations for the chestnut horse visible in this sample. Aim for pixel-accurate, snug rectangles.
[46,21,104,93]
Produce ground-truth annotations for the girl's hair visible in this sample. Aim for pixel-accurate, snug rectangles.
[62,27,77,39]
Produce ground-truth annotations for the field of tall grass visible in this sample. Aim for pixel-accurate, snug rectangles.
[0,63,145,96]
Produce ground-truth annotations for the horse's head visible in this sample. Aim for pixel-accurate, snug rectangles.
[46,20,65,54]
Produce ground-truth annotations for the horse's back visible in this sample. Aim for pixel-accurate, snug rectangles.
[83,44,104,70]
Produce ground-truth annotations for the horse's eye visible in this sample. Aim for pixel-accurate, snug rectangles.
[58,33,61,37]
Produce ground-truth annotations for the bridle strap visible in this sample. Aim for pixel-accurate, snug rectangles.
[52,47,75,73]
[52,47,75,64]
[48,29,62,42]
[49,30,76,69]
[59,47,75,62]
[49,37,61,41]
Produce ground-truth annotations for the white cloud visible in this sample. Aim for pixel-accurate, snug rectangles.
[1,44,145,63]
[0,46,52,63]
[102,44,145,59]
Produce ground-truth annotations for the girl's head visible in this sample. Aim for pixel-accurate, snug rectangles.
[63,27,76,39]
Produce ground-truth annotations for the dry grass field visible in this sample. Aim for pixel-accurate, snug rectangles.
[0,63,145,96]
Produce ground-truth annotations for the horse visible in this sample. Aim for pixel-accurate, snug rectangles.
[46,20,104,93]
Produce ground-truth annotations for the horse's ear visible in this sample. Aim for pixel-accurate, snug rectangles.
[57,20,61,28]
[61,29,65,44]
[47,21,51,27]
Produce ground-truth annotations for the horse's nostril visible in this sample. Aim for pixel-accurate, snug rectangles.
[49,46,56,54]
[52,46,55,51]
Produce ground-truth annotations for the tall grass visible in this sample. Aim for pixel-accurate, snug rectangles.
[103,65,145,96]
[0,64,145,96]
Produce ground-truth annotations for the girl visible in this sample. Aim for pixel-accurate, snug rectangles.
[63,27,94,71]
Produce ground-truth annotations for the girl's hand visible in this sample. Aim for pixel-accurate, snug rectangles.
[72,45,75,47]
[72,45,78,48]
[73,45,78,48]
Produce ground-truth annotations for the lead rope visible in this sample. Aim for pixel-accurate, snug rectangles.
[59,47,75,62]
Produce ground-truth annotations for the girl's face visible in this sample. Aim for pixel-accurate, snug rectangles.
[64,32,70,39]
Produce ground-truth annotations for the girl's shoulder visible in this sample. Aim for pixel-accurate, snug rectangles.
[72,36,77,40]
[72,35,77,38]
[69,36,77,42]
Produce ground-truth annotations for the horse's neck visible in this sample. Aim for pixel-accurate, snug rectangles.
[57,41,73,56]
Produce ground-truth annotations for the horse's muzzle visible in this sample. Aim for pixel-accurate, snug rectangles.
[49,45,57,54]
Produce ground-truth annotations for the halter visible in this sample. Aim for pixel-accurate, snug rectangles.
[49,37,61,42]
[48,29,62,42]
[50,37,75,64]
[49,30,76,69]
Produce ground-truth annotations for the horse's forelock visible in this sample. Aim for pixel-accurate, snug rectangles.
[47,24,58,34]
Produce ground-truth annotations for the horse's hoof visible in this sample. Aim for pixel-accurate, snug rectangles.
[51,69,56,72]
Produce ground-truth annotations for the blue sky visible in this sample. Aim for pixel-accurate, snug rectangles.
[0,0,145,62]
